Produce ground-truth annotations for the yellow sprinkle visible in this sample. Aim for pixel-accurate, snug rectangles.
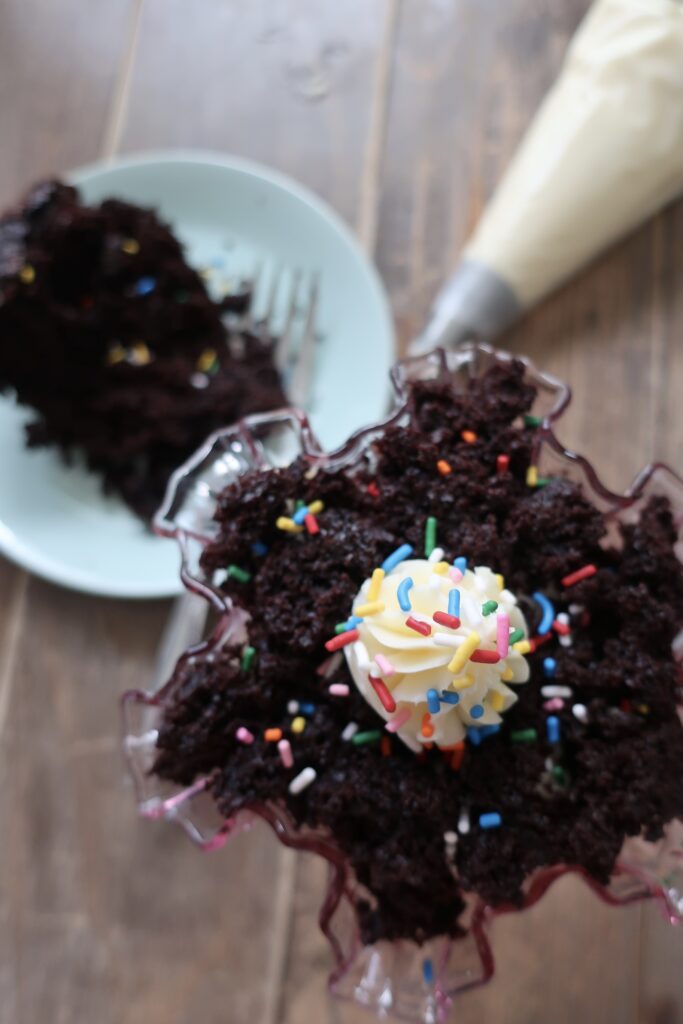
[131,342,151,365]
[513,640,532,655]
[526,465,538,487]
[490,691,505,712]
[355,600,385,616]
[448,631,480,674]
[196,347,218,372]
[121,238,140,255]
[433,562,450,576]
[106,344,126,366]
[291,716,306,734]
[308,500,324,515]
[368,568,385,602]
[495,574,505,591]
[19,264,35,284]
[451,674,474,691]
[276,516,303,533]
[501,666,514,682]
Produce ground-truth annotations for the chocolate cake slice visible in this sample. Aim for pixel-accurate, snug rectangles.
[0,180,286,520]
[150,357,683,946]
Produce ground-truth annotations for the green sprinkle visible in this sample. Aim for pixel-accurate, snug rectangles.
[351,729,382,747]
[511,728,537,743]
[482,600,498,616]
[295,499,306,510]
[425,516,438,558]
[227,564,251,583]
[508,627,524,645]
[334,622,348,634]
[524,414,542,427]
[536,476,552,488]
[241,646,256,671]
[552,765,567,785]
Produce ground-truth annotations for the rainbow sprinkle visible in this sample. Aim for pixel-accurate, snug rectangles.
[425,517,438,557]
[227,565,251,583]
[241,646,256,671]
[351,730,382,746]
[381,544,414,574]
[533,591,555,635]
[479,812,502,829]
[482,600,498,616]
[397,577,414,611]
[561,564,597,587]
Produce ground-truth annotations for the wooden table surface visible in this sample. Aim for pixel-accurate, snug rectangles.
[1,2,683,1022]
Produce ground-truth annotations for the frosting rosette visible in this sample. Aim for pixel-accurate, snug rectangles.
[344,552,530,751]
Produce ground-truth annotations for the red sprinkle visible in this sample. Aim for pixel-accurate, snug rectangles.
[380,736,392,757]
[470,649,500,664]
[529,632,553,652]
[562,564,597,587]
[304,513,319,535]
[406,616,431,636]
[370,675,397,713]
[367,482,380,498]
[433,611,461,630]
[552,619,571,636]
[325,628,359,652]
[496,454,510,474]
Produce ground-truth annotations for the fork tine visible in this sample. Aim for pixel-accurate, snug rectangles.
[288,273,319,409]
[274,269,301,372]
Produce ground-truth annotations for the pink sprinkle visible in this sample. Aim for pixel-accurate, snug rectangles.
[370,675,397,713]
[278,738,294,768]
[449,568,464,583]
[497,612,510,657]
[236,727,254,745]
[406,616,431,637]
[375,654,395,677]
[544,698,564,712]
[329,683,350,697]
[386,707,412,732]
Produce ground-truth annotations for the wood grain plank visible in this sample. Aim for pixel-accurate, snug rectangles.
[0,0,138,206]
[119,0,391,229]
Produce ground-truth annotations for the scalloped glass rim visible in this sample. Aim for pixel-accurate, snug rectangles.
[125,341,683,1022]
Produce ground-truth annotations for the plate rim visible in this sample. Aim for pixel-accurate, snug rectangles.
[0,150,396,599]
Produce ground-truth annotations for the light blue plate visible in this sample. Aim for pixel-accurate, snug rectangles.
[0,152,395,598]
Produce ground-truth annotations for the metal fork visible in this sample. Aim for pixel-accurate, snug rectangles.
[149,268,319,692]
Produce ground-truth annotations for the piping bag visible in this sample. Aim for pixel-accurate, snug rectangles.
[410,0,683,355]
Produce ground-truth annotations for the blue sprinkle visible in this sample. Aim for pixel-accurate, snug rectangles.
[532,591,555,636]
[479,724,500,738]
[397,576,414,612]
[299,702,316,716]
[470,704,485,719]
[251,541,268,556]
[440,690,460,705]
[341,615,363,631]
[546,715,560,744]
[448,588,461,618]
[479,812,502,830]
[427,688,440,714]
[134,276,156,296]
[293,505,310,525]
[466,727,483,746]
[422,958,434,984]
[543,657,557,678]
[381,543,413,574]
[454,556,468,573]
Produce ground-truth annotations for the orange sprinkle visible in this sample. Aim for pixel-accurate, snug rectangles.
[264,728,282,742]
[437,459,452,476]
[461,430,477,444]
[451,742,465,771]
[421,712,435,738]
[380,736,392,757]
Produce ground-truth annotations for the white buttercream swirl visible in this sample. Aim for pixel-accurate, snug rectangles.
[344,557,529,751]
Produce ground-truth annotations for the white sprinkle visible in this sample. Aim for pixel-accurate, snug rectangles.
[541,685,573,698]
[304,466,319,480]
[428,547,445,564]
[433,634,466,648]
[342,722,359,741]
[444,830,458,846]
[289,766,317,795]
[318,651,342,677]
[559,635,573,648]
[457,808,470,835]
[353,641,371,670]
[329,683,350,697]
[556,612,570,625]
[568,603,584,616]
[428,575,443,591]
[544,756,554,772]
[287,700,300,715]
[572,703,589,723]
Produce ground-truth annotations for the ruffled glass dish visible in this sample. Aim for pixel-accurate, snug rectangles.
[122,342,683,1024]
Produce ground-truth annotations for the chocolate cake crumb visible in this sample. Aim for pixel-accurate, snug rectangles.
[153,359,683,943]
[0,180,286,519]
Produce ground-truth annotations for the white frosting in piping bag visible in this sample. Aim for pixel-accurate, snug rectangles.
[465,0,683,309]
[344,559,530,751]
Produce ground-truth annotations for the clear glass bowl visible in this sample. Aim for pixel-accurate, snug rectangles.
[122,341,683,1024]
